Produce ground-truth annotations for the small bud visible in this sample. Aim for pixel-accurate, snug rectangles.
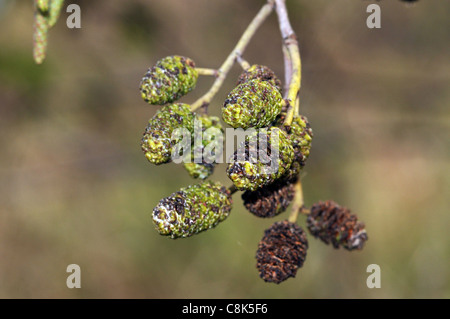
[227,127,294,191]
[222,79,283,129]
[307,200,368,251]
[237,64,282,93]
[140,55,198,105]
[242,177,296,218]
[141,103,195,165]
[256,220,308,284]
[152,181,233,238]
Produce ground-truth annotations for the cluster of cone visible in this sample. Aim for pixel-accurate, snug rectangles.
[140,56,221,178]
[221,64,367,284]
[138,56,368,284]
[139,56,229,239]
[140,56,198,105]
[224,65,313,192]
[256,202,368,284]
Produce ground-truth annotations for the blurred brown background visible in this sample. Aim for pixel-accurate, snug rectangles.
[0,0,449,298]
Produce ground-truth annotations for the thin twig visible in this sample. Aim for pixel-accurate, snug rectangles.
[196,67,219,77]
[236,55,251,70]
[282,44,292,98]
[288,177,304,223]
[300,207,310,215]
[190,1,274,111]
[228,184,238,195]
[294,95,299,116]
[274,0,301,126]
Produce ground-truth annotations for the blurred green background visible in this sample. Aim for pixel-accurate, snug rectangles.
[0,0,449,298]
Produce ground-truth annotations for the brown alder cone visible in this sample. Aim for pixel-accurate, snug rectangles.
[307,200,368,251]
[256,220,308,284]
[241,177,296,218]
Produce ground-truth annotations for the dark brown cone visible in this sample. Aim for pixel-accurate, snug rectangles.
[307,200,368,251]
[242,178,296,218]
[256,221,308,284]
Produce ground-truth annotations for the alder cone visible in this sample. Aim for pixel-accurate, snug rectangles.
[183,115,223,179]
[307,200,368,251]
[222,79,283,129]
[288,115,313,165]
[152,181,232,239]
[256,221,308,284]
[141,103,195,165]
[237,64,282,93]
[226,127,294,191]
[140,55,198,105]
[275,114,313,166]
[242,177,296,218]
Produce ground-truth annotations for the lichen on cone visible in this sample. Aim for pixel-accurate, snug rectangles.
[141,103,195,165]
[226,127,294,191]
[140,55,198,105]
[307,200,368,251]
[275,113,313,166]
[237,64,282,93]
[183,114,223,179]
[152,181,232,239]
[256,220,308,284]
[222,79,283,129]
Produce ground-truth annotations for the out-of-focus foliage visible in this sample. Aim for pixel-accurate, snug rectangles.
[0,0,449,298]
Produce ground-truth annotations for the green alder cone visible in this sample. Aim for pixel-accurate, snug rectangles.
[222,79,283,129]
[227,127,294,191]
[183,115,223,179]
[237,64,282,93]
[288,115,313,165]
[275,113,313,166]
[140,55,198,105]
[141,103,195,165]
[152,181,233,238]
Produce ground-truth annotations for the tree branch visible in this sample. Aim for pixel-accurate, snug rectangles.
[190,1,275,111]
[274,0,301,126]
[288,177,305,223]
[196,67,219,77]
